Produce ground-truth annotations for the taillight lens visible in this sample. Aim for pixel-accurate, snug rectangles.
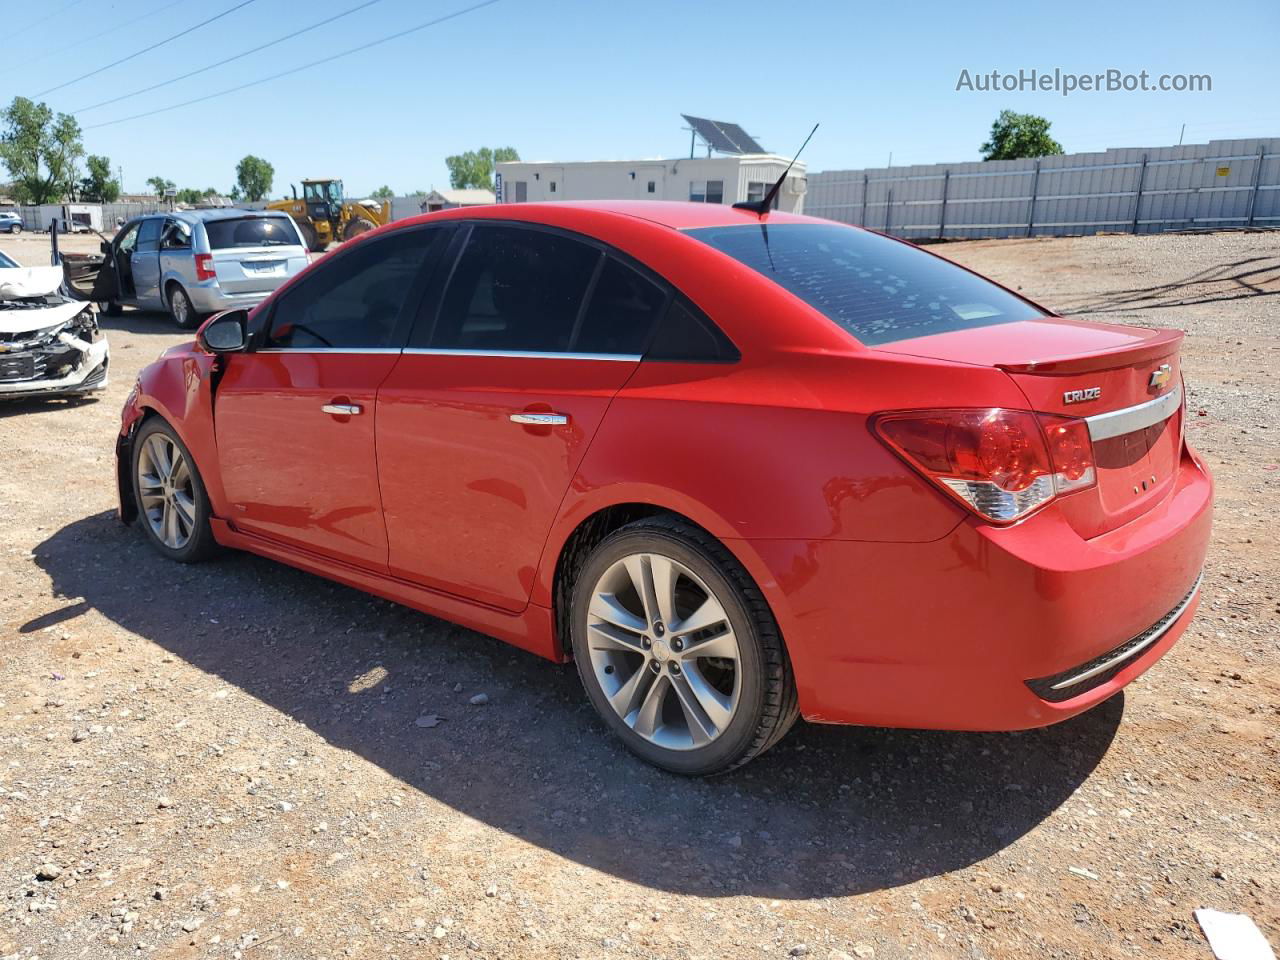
[194,253,216,281]
[874,408,1096,523]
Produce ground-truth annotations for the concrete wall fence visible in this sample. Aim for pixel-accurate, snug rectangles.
[805,138,1280,239]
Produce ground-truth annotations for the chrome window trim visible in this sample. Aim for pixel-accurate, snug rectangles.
[1048,572,1202,691]
[1085,384,1182,441]
[255,347,403,355]
[251,347,642,361]
[401,348,642,362]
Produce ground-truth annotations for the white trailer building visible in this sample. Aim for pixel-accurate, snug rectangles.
[494,155,807,213]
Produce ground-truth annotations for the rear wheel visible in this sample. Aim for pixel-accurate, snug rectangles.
[570,517,798,775]
[167,284,198,329]
[131,418,218,563]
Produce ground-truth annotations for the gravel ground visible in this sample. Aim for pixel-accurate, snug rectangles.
[0,229,1276,960]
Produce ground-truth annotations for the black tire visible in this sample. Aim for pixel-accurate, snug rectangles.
[130,418,219,563]
[570,516,799,775]
[167,283,199,329]
[298,220,324,253]
[342,217,376,242]
[10,223,21,234]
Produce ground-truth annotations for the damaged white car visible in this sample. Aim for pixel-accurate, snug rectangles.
[0,250,109,399]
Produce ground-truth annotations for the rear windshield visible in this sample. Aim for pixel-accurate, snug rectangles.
[204,216,299,249]
[686,223,1043,345]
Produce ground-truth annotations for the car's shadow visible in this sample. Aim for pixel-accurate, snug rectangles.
[98,308,181,335]
[31,511,1123,899]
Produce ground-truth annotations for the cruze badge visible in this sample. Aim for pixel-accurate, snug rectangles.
[1063,386,1102,405]
[1149,364,1172,390]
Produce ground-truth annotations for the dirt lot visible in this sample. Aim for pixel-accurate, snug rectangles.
[1,228,1276,960]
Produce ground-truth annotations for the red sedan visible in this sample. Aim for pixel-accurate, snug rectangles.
[114,201,1212,774]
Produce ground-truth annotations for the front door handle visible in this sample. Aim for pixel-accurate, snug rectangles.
[509,412,568,426]
[322,403,362,416]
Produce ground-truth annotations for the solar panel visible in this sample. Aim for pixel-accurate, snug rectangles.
[681,114,766,155]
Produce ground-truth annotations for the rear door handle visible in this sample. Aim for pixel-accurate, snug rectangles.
[322,403,362,416]
[509,412,568,426]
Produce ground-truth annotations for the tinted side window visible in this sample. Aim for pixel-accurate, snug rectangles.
[136,218,163,252]
[430,225,601,353]
[574,257,667,355]
[267,228,443,349]
[647,298,739,363]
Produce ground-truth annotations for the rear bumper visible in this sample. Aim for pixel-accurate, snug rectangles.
[747,442,1213,730]
[186,284,270,314]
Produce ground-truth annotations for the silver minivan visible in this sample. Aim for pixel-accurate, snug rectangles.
[94,210,309,328]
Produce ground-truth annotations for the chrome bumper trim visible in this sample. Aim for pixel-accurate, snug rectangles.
[1048,573,1202,692]
[1085,384,1181,441]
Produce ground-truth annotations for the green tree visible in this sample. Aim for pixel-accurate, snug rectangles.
[980,110,1064,161]
[176,187,207,205]
[235,155,274,202]
[146,175,176,196]
[370,184,395,199]
[0,97,84,204]
[444,146,518,190]
[79,154,120,202]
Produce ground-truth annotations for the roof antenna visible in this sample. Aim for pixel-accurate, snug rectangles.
[733,122,818,216]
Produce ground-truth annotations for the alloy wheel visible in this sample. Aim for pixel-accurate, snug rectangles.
[171,289,190,326]
[585,552,742,750]
[137,433,196,549]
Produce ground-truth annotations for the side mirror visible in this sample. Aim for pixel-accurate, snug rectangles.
[100,240,111,254]
[197,309,248,353]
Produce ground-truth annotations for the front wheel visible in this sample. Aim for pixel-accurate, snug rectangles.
[9,223,21,234]
[131,418,218,563]
[570,517,798,775]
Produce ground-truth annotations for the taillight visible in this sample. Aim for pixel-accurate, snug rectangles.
[873,408,1097,523]
[194,253,216,281]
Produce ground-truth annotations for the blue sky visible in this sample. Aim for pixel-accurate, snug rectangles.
[14,0,1279,197]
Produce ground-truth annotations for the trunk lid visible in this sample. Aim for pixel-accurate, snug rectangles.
[209,245,308,295]
[878,316,1185,537]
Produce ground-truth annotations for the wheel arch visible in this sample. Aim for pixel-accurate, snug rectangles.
[545,500,795,662]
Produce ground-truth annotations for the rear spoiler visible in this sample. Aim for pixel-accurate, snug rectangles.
[996,327,1183,375]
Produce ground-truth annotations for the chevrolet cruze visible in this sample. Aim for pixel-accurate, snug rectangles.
[114,201,1212,774]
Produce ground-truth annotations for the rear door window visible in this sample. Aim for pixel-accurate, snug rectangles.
[206,216,300,249]
[686,223,1044,345]
[266,227,446,349]
[574,257,668,356]
[428,224,602,353]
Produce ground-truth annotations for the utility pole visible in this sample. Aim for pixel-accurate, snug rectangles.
[1178,124,1185,146]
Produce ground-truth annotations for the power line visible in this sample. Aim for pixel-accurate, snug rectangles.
[11,0,90,41]
[19,0,189,71]
[85,0,501,130]
[75,0,389,113]
[32,0,259,98]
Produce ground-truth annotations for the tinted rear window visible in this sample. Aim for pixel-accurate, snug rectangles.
[205,216,299,249]
[686,223,1043,345]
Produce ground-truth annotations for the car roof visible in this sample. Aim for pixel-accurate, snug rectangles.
[166,208,294,224]
[396,200,821,234]
[479,200,815,230]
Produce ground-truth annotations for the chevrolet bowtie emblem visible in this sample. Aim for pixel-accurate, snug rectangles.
[1149,364,1172,390]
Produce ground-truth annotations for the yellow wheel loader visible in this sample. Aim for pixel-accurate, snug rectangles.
[267,179,390,253]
